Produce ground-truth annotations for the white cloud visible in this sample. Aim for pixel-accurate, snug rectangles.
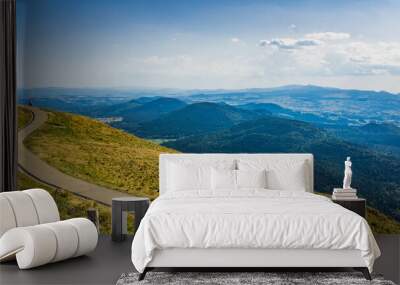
[258,31,400,79]
[334,41,400,75]
[305,32,351,41]
[231,37,241,43]
[259,38,321,50]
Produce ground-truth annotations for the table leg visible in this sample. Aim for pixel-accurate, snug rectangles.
[112,201,124,242]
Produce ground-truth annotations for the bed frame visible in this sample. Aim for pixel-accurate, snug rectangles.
[139,154,371,280]
[140,248,370,280]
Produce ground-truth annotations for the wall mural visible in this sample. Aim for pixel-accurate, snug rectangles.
[17,0,400,233]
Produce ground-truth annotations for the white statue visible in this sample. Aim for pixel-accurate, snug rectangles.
[343,157,352,190]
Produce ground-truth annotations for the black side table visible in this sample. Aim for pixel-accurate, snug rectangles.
[332,197,366,218]
[112,197,150,242]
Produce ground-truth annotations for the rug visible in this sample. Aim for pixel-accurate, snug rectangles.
[116,271,396,285]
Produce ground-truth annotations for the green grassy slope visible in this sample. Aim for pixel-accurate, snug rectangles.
[24,108,177,199]
[17,106,136,234]
[366,207,400,234]
[17,171,114,234]
[18,106,33,129]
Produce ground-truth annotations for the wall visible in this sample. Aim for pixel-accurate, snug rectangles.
[16,0,400,233]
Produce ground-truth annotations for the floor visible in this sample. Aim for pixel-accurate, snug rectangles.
[0,236,134,285]
[375,235,400,284]
[1,235,399,285]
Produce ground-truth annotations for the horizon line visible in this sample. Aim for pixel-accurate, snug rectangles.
[16,84,400,95]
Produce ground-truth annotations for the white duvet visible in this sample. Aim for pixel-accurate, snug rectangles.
[131,190,380,273]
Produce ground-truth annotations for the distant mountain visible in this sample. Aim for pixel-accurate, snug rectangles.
[127,97,187,122]
[18,85,400,127]
[360,122,400,134]
[18,97,93,114]
[89,99,142,117]
[104,97,187,122]
[239,102,290,114]
[185,85,400,127]
[17,88,133,114]
[164,116,400,222]
[165,116,325,153]
[132,102,262,139]
[133,96,163,104]
[326,122,400,156]
[238,102,335,125]
[106,97,186,132]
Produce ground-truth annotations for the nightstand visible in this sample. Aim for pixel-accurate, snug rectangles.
[112,197,150,242]
[332,197,366,218]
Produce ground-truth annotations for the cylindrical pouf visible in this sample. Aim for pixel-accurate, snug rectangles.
[42,221,79,262]
[24,189,60,224]
[0,192,39,227]
[65,218,98,257]
[0,226,57,269]
[0,196,17,237]
[0,218,97,269]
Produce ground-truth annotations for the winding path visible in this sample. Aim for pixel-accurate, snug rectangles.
[18,107,132,206]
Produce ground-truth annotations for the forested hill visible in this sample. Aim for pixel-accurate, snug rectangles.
[165,116,400,222]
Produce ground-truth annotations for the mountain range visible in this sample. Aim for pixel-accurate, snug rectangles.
[107,98,400,157]
[19,85,400,157]
[131,102,261,138]
[184,85,400,127]
[19,85,400,125]
[17,85,400,221]
[97,97,187,132]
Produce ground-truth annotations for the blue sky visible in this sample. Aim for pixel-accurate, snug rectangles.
[17,0,400,92]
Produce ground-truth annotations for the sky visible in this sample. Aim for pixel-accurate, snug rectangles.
[17,0,400,93]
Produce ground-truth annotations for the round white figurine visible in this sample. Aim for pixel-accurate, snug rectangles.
[343,156,352,190]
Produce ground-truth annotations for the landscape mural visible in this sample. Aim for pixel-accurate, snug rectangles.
[16,0,400,233]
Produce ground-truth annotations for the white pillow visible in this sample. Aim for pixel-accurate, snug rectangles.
[166,159,236,193]
[211,168,236,191]
[238,159,307,191]
[267,163,306,191]
[167,162,211,191]
[236,169,267,189]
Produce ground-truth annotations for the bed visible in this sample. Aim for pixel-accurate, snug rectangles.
[131,154,380,280]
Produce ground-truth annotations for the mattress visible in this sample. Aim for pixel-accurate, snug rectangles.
[131,190,380,273]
